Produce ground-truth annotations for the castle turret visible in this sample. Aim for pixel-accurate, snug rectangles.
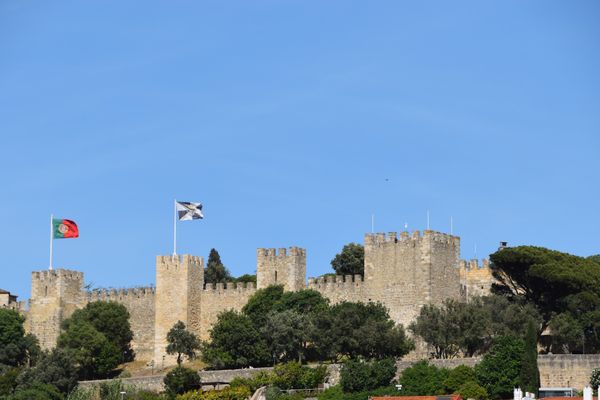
[28,269,83,350]
[153,254,203,366]
[363,230,461,328]
[256,247,306,291]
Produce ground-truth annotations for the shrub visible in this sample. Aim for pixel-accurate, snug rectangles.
[591,368,600,392]
[9,383,64,400]
[229,363,327,392]
[164,367,201,398]
[475,336,524,400]
[398,360,449,395]
[340,359,396,393]
[176,386,251,400]
[444,365,477,393]
[458,381,488,400]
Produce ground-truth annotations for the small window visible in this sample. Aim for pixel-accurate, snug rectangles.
[275,270,278,282]
[45,286,48,296]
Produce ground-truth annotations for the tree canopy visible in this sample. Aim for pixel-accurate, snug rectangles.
[409,296,541,358]
[166,321,201,366]
[0,309,39,368]
[330,243,364,276]
[490,246,600,353]
[57,301,134,380]
[204,248,233,284]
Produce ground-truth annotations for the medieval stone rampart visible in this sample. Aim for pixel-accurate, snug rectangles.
[307,274,365,304]
[85,287,156,360]
[199,282,257,340]
[25,229,497,366]
[459,259,493,299]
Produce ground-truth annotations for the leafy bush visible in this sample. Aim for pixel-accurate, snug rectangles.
[398,360,449,395]
[340,359,396,393]
[475,336,524,400]
[590,368,600,392]
[176,386,251,400]
[164,367,201,398]
[8,383,64,400]
[443,365,477,393]
[458,381,489,400]
[229,362,327,392]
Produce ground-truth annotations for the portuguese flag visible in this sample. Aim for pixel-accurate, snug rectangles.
[52,218,79,239]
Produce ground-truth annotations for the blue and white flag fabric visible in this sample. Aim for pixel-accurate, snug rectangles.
[176,201,204,221]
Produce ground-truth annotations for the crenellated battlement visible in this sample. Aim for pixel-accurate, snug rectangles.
[364,230,459,247]
[202,281,257,292]
[257,247,306,258]
[85,286,156,302]
[156,254,203,268]
[32,269,83,282]
[307,274,364,287]
[459,259,491,271]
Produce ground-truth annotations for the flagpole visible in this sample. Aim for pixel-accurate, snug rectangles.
[49,214,53,270]
[173,200,177,256]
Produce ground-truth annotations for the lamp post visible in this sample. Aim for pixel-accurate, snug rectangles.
[120,391,126,400]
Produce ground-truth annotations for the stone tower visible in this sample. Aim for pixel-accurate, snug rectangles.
[28,269,83,350]
[256,247,306,291]
[363,230,461,328]
[153,254,203,365]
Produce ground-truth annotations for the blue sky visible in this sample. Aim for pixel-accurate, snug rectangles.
[1,1,599,300]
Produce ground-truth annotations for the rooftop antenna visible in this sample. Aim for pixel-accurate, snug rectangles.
[427,210,430,230]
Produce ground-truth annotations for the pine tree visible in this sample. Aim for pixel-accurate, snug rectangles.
[204,248,232,284]
[520,321,540,395]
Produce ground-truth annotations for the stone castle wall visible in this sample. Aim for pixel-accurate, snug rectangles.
[26,230,494,365]
[307,274,366,304]
[85,287,156,361]
[460,259,494,299]
[199,282,257,340]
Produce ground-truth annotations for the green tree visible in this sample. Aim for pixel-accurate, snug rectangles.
[276,290,329,315]
[0,309,40,367]
[204,248,232,284]
[312,301,413,361]
[443,365,477,393]
[409,302,462,359]
[166,321,200,366]
[8,383,63,400]
[234,274,257,284]
[65,301,134,363]
[520,321,540,395]
[490,246,600,336]
[0,366,21,396]
[458,381,488,400]
[201,310,270,369]
[263,310,309,363]
[476,336,524,400]
[57,318,121,380]
[163,366,200,397]
[399,360,449,395]
[340,359,396,393]
[242,285,285,326]
[330,243,364,276]
[16,347,79,394]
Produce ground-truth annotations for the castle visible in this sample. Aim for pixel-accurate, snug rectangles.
[24,229,493,365]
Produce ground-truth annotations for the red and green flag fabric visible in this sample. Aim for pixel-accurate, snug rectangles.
[52,218,79,239]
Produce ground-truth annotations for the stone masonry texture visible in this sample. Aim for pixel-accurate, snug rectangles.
[26,230,495,366]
